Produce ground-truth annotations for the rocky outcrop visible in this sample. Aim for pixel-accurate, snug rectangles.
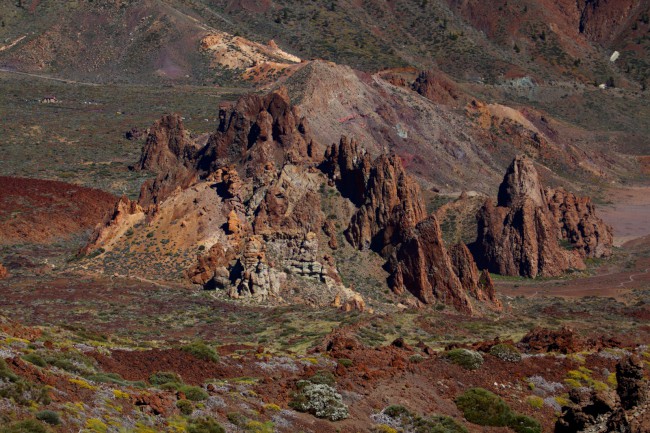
[518,326,583,354]
[322,138,501,313]
[346,153,426,255]
[82,196,144,255]
[556,355,649,433]
[546,187,613,258]
[197,87,316,177]
[617,355,647,411]
[136,114,195,173]
[322,136,371,206]
[389,216,474,313]
[412,70,461,106]
[472,155,605,278]
[449,243,501,308]
[0,263,8,279]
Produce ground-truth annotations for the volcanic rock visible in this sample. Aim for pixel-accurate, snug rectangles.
[322,136,372,206]
[136,114,195,173]
[448,243,501,308]
[473,155,591,277]
[617,355,647,410]
[412,70,461,106]
[546,187,613,258]
[519,326,583,354]
[196,87,317,176]
[82,196,144,255]
[388,216,473,313]
[346,153,426,254]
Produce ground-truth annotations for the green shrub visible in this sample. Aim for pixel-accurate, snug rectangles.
[35,411,61,426]
[0,358,18,381]
[509,414,542,433]
[181,341,219,363]
[383,405,411,419]
[307,370,336,386]
[150,371,182,386]
[455,388,541,433]
[526,395,544,409]
[380,405,468,433]
[455,388,511,426]
[290,383,349,421]
[489,344,522,362]
[176,399,193,415]
[180,385,208,401]
[0,420,51,433]
[22,354,46,368]
[43,351,95,375]
[337,358,353,367]
[409,354,424,363]
[444,349,484,370]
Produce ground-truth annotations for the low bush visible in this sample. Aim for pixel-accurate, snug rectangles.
[181,341,219,363]
[290,383,349,421]
[307,370,336,386]
[489,344,522,362]
[455,388,541,433]
[35,411,61,426]
[337,358,353,367]
[176,399,193,415]
[0,358,18,381]
[380,405,468,433]
[444,349,484,370]
[180,385,208,401]
[22,354,46,368]
[149,371,182,386]
[455,388,512,426]
[509,414,542,433]
[0,419,51,433]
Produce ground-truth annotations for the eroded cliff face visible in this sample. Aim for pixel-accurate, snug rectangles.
[473,155,613,278]
[85,89,506,314]
[324,137,501,313]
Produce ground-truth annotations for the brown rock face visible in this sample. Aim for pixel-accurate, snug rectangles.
[473,155,609,277]
[617,355,647,410]
[546,187,613,258]
[136,114,195,173]
[322,138,500,313]
[82,196,144,255]
[346,153,426,254]
[0,263,8,279]
[449,243,501,307]
[389,216,473,313]
[411,70,461,106]
[197,87,316,177]
[518,326,583,354]
[556,355,649,433]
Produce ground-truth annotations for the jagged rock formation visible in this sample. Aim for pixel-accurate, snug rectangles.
[546,187,613,258]
[82,196,145,255]
[389,216,474,313]
[196,87,316,177]
[324,137,501,313]
[448,243,500,307]
[84,88,365,311]
[473,155,612,278]
[556,355,649,433]
[617,355,647,411]
[344,153,426,254]
[136,114,195,172]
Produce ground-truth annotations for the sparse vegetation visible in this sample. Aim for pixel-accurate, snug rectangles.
[455,388,541,433]
[443,349,484,370]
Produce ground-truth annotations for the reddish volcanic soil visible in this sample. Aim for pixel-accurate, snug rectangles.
[0,176,117,244]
